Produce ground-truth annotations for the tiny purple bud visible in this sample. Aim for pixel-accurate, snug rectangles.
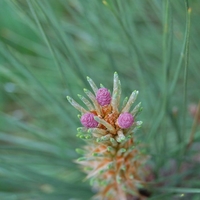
[81,112,98,128]
[96,88,111,106]
[117,112,134,129]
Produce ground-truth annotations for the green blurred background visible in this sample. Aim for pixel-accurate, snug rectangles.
[0,0,200,199]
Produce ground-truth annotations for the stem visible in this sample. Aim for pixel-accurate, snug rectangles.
[182,0,191,148]
[162,0,170,155]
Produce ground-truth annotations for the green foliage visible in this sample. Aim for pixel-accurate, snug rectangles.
[0,0,200,199]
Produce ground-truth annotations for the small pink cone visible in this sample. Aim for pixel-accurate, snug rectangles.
[81,112,98,128]
[96,88,111,106]
[117,112,134,129]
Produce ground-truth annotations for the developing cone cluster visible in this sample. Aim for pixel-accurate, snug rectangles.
[67,73,148,200]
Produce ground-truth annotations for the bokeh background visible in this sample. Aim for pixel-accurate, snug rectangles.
[0,0,200,199]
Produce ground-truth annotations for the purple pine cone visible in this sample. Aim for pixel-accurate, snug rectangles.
[117,112,134,129]
[96,88,111,106]
[81,112,98,128]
